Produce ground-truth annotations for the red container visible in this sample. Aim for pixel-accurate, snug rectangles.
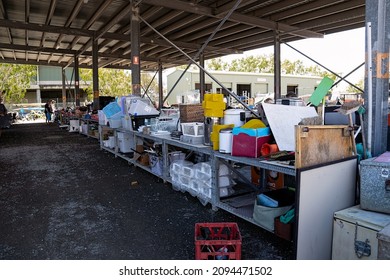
[232,133,271,158]
[195,222,242,260]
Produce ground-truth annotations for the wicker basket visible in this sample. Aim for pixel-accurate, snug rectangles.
[179,104,204,122]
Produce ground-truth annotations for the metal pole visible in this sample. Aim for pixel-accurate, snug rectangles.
[131,1,141,96]
[158,61,163,109]
[367,22,373,156]
[74,55,80,106]
[61,68,66,108]
[274,32,281,100]
[200,53,205,101]
[92,35,99,110]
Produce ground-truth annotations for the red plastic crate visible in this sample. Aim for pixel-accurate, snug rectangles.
[194,222,242,260]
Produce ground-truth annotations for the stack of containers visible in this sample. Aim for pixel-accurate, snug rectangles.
[170,161,235,198]
[202,94,226,146]
[169,161,212,198]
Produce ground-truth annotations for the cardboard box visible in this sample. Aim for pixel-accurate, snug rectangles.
[100,126,113,140]
[134,144,149,166]
[274,216,293,241]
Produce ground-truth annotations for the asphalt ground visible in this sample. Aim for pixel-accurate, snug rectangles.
[0,122,294,260]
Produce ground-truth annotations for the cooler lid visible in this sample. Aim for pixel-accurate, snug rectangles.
[334,205,390,231]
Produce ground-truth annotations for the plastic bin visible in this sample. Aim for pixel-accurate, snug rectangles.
[149,152,163,176]
[181,122,204,136]
[102,101,121,118]
[195,222,242,260]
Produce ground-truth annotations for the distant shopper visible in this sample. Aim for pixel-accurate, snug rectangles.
[0,95,9,137]
[44,100,53,123]
[0,95,7,116]
[50,100,56,122]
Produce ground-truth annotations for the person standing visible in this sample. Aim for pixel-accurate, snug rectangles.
[44,100,53,123]
[0,94,9,137]
[50,100,56,123]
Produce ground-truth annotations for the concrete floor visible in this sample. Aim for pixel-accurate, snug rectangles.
[0,122,294,260]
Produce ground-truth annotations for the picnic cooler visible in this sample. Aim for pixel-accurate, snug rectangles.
[232,127,271,158]
[332,205,390,260]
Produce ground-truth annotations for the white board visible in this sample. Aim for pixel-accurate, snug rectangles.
[262,103,318,151]
[296,158,356,259]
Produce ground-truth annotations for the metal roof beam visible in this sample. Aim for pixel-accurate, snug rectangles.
[141,0,323,38]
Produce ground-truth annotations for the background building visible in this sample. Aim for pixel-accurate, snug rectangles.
[166,69,323,105]
[24,66,89,107]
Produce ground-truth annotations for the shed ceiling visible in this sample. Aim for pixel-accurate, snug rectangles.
[0,0,365,71]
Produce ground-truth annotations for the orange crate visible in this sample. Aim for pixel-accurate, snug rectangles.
[194,222,242,260]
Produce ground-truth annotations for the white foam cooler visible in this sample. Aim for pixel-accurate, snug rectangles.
[69,119,79,132]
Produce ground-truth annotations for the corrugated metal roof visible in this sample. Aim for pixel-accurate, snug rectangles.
[0,0,365,70]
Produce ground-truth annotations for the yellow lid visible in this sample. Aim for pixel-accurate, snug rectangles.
[241,118,266,129]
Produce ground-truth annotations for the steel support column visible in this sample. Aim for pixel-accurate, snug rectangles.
[131,1,141,96]
[74,55,80,106]
[61,68,66,108]
[274,33,281,100]
[92,37,99,110]
[365,0,390,156]
[158,61,163,109]
[200,53,205,101]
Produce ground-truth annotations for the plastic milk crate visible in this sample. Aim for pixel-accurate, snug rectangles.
[194,222,242,260]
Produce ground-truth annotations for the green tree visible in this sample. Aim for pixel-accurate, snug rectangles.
[206,58,228,71]
[282,59,305,75]
[206,54,337,79]
[79,68,159,101]
[346,78,364,93]
[208,54,274,73]
[0,63,36,103]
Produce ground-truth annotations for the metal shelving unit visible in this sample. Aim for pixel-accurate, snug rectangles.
[79,118,99,139]
[97,124,296,231]
[95,124,358,260]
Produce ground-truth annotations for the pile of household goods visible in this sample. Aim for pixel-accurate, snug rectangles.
[331,151,390,260]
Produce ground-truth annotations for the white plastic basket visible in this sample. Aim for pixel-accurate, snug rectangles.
[181,122,204,136]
